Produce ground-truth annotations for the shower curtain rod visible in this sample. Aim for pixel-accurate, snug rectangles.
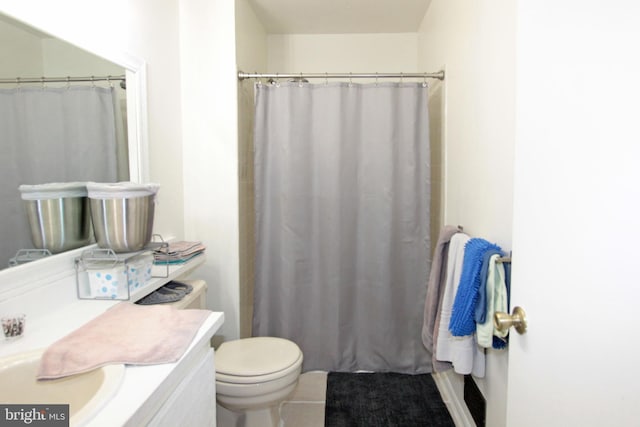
[238,70,445,81]
[0,75,125,85]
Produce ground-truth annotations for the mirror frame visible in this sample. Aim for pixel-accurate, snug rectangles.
[0,11,149,294]
[120,54,150,184]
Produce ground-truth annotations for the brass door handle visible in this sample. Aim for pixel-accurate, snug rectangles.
[494,306,527,334]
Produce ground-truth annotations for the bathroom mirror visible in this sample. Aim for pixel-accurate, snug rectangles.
[0,11,148,269]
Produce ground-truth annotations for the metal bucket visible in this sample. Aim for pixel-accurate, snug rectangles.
[23,197,91,253]
[89,194,155,253]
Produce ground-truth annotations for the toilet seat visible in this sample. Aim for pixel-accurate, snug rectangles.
[215,337,304,413]
[216,337,303,385]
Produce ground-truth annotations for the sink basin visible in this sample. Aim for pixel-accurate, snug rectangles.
[0,349,124,426]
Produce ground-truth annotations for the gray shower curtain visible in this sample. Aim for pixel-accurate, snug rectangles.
[253,81,431,373]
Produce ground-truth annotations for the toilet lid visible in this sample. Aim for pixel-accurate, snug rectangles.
[216,337,302,377]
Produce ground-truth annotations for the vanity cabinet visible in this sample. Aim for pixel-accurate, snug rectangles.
[148,348,216,426]
[146,280,217,426]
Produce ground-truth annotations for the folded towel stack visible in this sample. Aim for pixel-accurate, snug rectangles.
[154,241,206,264]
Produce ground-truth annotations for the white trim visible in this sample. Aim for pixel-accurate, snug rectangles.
[125,61,150,183]
[100,51,149,184]
[432,370,476,427]
[0,246,87,303]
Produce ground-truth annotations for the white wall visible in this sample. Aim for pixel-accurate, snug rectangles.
[127,0,184,238]
[236,0,267,73]
[236,0,268,338]
[179,0,240,342]
[267,33,419,75]
[418,1,516,426]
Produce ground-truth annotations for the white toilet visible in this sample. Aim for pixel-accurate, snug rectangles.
[162,280,303,427]
[215,336,303,427]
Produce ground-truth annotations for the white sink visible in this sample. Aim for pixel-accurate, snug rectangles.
[0,349,124,426]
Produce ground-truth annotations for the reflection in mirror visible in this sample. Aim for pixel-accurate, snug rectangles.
[0,12,133,269]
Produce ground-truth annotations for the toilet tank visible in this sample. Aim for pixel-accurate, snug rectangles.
[166,279,207,310]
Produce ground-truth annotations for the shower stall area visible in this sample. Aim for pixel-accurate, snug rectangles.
[236,0,445,371]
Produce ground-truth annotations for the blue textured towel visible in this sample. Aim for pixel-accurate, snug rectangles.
[449,238,502,336]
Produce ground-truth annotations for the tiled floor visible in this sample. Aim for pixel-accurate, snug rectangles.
[280,371,328,427]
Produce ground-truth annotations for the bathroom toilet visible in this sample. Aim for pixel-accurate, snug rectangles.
[215,336,303,427]
[161,279,303,427]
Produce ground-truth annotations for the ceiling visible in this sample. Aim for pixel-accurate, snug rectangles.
[247,0,432,34]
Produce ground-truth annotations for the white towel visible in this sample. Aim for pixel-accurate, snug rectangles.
[476,254,508,348]
[435,233,486,377]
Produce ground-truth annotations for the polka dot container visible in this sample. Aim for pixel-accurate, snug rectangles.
[88,253,153,299]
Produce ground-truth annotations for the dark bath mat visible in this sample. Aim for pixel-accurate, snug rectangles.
[325,372,455,427]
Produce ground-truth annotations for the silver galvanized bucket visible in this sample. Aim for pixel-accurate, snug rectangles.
[19,182,91,253]
[87,182,159,253]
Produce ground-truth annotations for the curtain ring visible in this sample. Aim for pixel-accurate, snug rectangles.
[107,75,113,88]
[41,76,45,90]
[375,72,378,86]
[349,72,353,87]
[15,77,21,89]
[91,75,96,88]
[275,73,280,87]
[325,72,328,85]
[400,72,404,84]
[423,73,428,88]
[299,72,303,88]
[255,70,262,86]
[66,76,71,90]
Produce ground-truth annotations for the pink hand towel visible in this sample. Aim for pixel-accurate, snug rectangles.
[37,303,211,380]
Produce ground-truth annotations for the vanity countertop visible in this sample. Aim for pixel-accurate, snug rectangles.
[89,308,223,426]
[0,299,223,427]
